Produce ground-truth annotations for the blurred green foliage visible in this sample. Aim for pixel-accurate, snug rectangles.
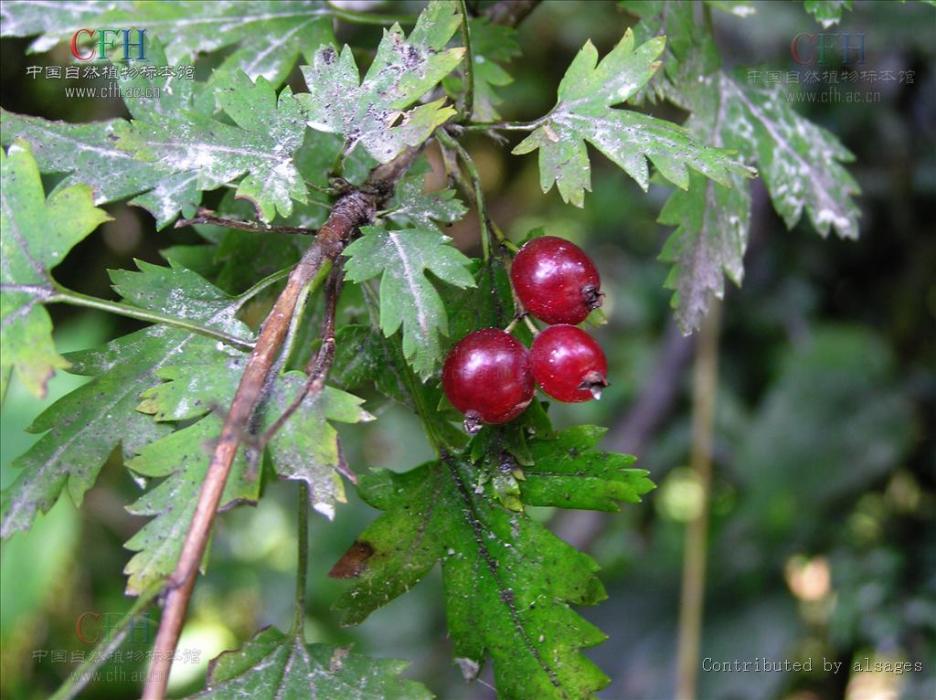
[0,1,933,699]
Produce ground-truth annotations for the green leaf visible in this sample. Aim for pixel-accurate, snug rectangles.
[123,414,259,595]
[0,261,252,540]
[803,0,853,27]
[331,428,651,699]
[118,71,308,223]
[656,52,858,330]
[720,74,860,239]
[659,171,750,333]
[209,15,335,89]
[330,322,468,453]
[513,28,754,206]
[265,377,374,519]
[344,225,475,378]
[191,625,432,699]
[1,1,345,88]
[521,426,654,510]
[137,338,372,519]
[0,0,105,52]
[117,38,201,120]
[622,0,720,107]
[386,158,467,230]
[0,110,203,230]
[298,0,464,163]
[0,141,110,399]
[656,70,752,333]
[441,258,516,344]
[128,360,370,591]
[1,40,256,230]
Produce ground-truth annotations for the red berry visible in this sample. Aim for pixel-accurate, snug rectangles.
[530,325,608,403]
[510,236,602,325]
[442,328,534,432]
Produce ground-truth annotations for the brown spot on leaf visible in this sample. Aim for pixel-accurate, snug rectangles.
[328,540,375,578]
[329,646,350,672]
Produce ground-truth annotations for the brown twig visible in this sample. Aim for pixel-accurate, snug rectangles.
[142,149,417,700]
[175,207,317,235]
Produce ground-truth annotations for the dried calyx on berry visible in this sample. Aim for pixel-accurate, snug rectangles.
[510,235,603,325]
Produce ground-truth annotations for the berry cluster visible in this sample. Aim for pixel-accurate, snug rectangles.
[443,236,608,432]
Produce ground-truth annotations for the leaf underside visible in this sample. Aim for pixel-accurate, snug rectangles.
[627,2,861,332]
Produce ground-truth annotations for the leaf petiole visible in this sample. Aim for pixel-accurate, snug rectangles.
[292,482,310,637]
[458,0,475,121]
[436,129,502,260]
[47,286,254,350]
[458,119,544,133]
[324,1,417,26]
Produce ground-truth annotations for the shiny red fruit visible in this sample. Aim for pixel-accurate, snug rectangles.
[510,236,602,325]
[442,328,534,432]
[530,325,608,403]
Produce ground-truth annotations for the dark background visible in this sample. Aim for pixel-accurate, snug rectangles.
[1,1,933,698]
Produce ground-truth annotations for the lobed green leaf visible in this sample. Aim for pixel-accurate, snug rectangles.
[298,0,463,163]
[344,225,475,378]
[1,141,110,399]
[331,428,651,699]
[192,626,432,699]
[513,28,755,206]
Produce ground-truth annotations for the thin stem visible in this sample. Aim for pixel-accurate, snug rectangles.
[235,265,296,304]
[436,130,500,260]
[522,314,540,337]
[703,2,715,35]
[50,585,161,700]
[500,236,521,254]
[459,119,543,132]
[277,260,333,373]
[47,287,253,350]
[490,219,516,251]
[143,241,331,700]
[360,282,451,453]
[325,1,416,25]
[176,208,317,236]
[458,0,475,122]
[293,482,310,636]
[257,264,343,452]
[243,259,333,477]
[675,299,721,700]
